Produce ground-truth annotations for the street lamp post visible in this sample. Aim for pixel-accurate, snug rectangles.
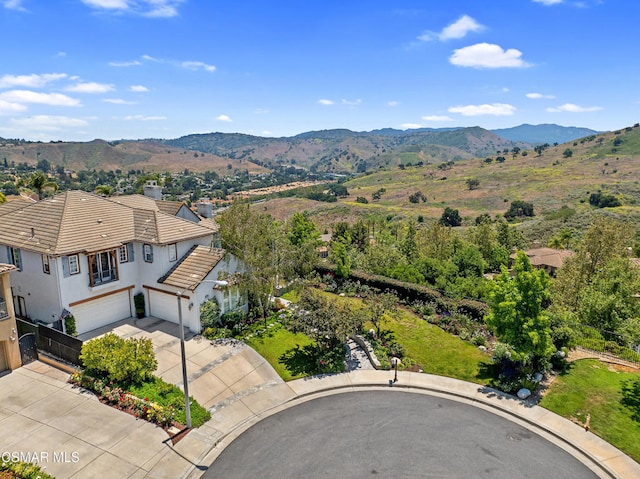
[176,279,229,429]
[176,290,192,429]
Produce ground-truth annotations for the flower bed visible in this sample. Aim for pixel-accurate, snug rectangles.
[70,373,179,433]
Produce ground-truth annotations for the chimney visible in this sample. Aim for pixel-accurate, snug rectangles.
[196,200,213,219]
[143,180,162,200]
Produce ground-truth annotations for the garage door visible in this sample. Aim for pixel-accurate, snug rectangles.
[71,290,132,335]
[148,290,180,324]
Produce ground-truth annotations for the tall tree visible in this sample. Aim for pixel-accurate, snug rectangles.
[218,202,293,320]
[485,251,555,369]
[286,211,320,277]
[25,171,58,200]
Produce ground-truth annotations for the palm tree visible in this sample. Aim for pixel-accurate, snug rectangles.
[94,185,114,196]
[26,171,58,200]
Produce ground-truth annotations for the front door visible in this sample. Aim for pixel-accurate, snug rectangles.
[18,333,37,365]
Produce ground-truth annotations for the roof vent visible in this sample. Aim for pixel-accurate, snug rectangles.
[97,219,103,224]
[30,227,35,238]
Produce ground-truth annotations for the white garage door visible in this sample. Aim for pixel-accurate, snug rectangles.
[71,290,132,335]
[148,290,180,324]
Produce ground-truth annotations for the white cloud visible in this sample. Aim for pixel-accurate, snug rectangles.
[216,114,232,122]
[80,0,182,17]
[526,92,555,99]
[0,73,67,89]
[533,0,563,5]
[421,115,454,122]
[55,51,67,57]
[10,115,89,131]
[129,85,149,92]
[341,98,362,106]
[66,82,115,93]
[141,54,161,62]
[318,99,335,105]
[439,15,484,41]
[401,123,423,129]
[3,0,27,11]
[124,114,166,121]
[450,43,531,68]
[418,15,483,43]
[0,99,27,114]
[546,103,602,112]
[387,101,399,107]
[181,61,216,72]
[103,98,136,105]
[0,90,80,106]
[81,0,128,9]
[449,103,516,116]
[109,60,142,67]
[262,130,273,136]
[254,108,269,114]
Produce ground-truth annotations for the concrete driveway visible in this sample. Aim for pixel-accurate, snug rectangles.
[103,317,284,412]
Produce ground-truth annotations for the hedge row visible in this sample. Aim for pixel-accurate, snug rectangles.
[315,265,488,321]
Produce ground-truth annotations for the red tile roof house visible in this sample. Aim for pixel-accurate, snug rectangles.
[0,191,245,337]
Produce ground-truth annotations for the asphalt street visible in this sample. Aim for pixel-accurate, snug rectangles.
[206,390,599,479]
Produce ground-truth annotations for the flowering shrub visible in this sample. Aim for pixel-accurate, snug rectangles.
[69,374,176,428]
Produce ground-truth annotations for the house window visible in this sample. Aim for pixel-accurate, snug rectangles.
[88,250,118,286]
[119,244,128,263]
[68,254,80,275]
[168,243,177,262]
[9,247,22,271]
[42,255,50,274]
[144,244,154,263]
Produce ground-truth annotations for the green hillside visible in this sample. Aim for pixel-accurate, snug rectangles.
[256,124,640,239]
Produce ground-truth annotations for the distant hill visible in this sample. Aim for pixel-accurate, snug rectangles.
[491,124,599,145]
[159,126,525,173]
[0,139,268,175]
[254,124,640,232]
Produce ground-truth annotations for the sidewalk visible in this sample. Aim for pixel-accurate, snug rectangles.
[2,362,639,479]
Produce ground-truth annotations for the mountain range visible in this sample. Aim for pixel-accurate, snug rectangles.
[0,124,600,174]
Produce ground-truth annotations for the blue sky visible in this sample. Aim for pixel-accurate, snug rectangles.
[0,0,638,141]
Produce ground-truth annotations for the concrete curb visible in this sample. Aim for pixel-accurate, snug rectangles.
[186,370,640,479]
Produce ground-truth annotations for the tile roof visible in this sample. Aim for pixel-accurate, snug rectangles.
[511,247,574,269]
[159,245,227,290]
[0,263,17,275]
[0,190,215,256]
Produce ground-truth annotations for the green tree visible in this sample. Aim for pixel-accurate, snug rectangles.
[218,202,293,319]
[25,171,58,199]
[363,290,398,336]
[465,178,480,190]
[440,207,462,227]
[485,252,555,369]
[94,185,114,196]
[563,148,573,158]
[287,211,320,277]
[504,200,534,220]
[330,239,351,278]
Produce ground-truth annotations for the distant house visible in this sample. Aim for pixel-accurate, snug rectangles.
[318,233,332,259]
[0,263,21,372]
[0,190,244,336]
[510,243,574,276]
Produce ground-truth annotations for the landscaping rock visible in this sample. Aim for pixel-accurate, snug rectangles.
[517,388,532,399]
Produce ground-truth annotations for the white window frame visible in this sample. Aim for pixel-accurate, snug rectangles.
[68,254,80,275]
[119,244,128,263]
[168,243,177,262]
[143,244,153,263]
[42,254,50,274]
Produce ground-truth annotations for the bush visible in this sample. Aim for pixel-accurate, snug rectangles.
[0,460,55,479]
[80,333,157,384]
[200,298,220,329]
[64,314,77,336]
[356,196,368,204]
[134,292,145,318]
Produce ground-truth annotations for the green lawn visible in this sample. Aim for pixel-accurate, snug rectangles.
[540,359,640,463]
[244,324,313,381]
[381,310,490,384]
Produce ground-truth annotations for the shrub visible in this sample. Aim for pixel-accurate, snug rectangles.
[134,292,145,318]
[64,314,77,336]
[0,460,55,479]
[80,333,158,384]
[200,298,220,329]
[355,196,368,204]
